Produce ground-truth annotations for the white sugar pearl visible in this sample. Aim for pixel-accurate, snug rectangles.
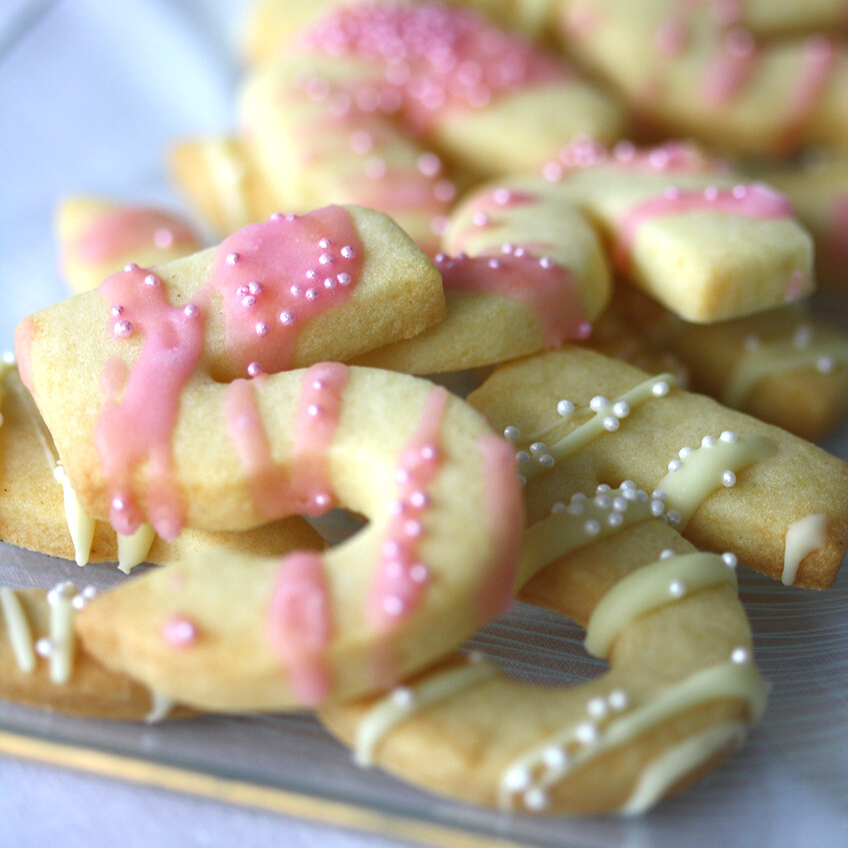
[652,380,670,397]
[722,470,737,487]
[538,454,555,469]
[701,435,716,448]
[584,520,601,536]
[608,690,629,711]
[557,399,574,417]
[603,416,619,432]
[503,425,520,442]
[529,442,548,455]
[668,459,682,473]
[612,401,630,418]
[722,552,738,569]
[720,431,738,443]
[590,396,610,412]
[731,647,750,664]
[659,549,675,560]
[669,580,686,598]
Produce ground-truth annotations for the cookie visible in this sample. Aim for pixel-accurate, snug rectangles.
[56,197,202,295]
[353,181,611,374]
[468,347,848,589]
[606,284,848,442]
[68,365,524,710]
[541,139,814,321]
[321,490,765,814]
[559,0,848,155]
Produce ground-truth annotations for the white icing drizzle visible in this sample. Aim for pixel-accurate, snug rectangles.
[0,351,17,426]
[782,513,828,586]
[144,691,176,723]
[0,587,36,673]
[355,656,497,767]
[498,655,766,811]
[585,553,738,659]
[656,432,776,529]
[53,464,96,567]
[518,483,662,586]
[204,139,251,230]
[618,721,747,815]
[517,374,677,483]
[724,330,848,408]
[117,524,157,574]
[41,582,77,684]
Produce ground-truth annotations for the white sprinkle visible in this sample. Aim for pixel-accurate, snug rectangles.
[341,245,356,259]
[731,647,750,664]
[124,263,138,272]
[650,499,666,517]
[722,552,738,569]
[652,380,670,397]
[669,580,686,598]
[793,325,813,348]
[306,288,319,300]
[538,454,555,469]
[383,596,404,617]
[503,425,520,442]
[584,519,601,536]
[590,396,610,412]
[556,399,574,418]
[144,274,159,286]
[184,304,198,318]
[722,470,737,487]
[568,502,585,516]
[572,492,587,503]
[523,788,549,810]
[817,356,835,374]
[280,311,295,326]
[504,767,530,791]
[318,237,332,249]
[539,256,554,269]
[35,638,52,658]
[720,431,738,443]
[701,435,716,448]
[551,502,566,514]
[612,497,628,512]
[608,690,629,711]
[668,459,682,473]
[574,722,598,745]
[391,687,414,707]
[586,697,608,719]
[667,510,682,526]
[608,512,623,527]
[679,447,693,459]
[594,494,611,509]
[542,746,568,770]
[529,442,548,455]
[255,322,269,336]
[225,252,239,265]
[515,450,530,464]
[307,404,321,417]
[596,484,611,494]
[603,416,620,432]
[612,401,630,418]
[337,272,352,286]
[652,489,667,501]
[744,335,760,352]
[660,549,675,560]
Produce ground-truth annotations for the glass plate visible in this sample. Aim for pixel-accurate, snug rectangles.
[0,3,846,846]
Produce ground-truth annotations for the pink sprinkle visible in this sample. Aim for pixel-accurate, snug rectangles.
[114,320,133,338]
[162,614,199,648]
[403,519,424,538]
[226,252,240,265]
[153,227,174,248]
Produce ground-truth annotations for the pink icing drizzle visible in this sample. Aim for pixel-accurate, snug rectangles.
[701,27,759,107]
[369,386,448,632]
[474,432,524,621]
[207,207,364,377]
[225,362,348,519]
[778,36,837,152]
[613,182,795,271]
[544,139,721,182]
[95,265,205,539]
[73,208,199,264]
[298,3,569,135]
[436,253,591,346]
[267,551,334,705]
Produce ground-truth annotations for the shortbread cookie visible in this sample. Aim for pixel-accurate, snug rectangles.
[169,137,281,239]
[321,493,765,814]
[469,347,848,588]
[559,0,848,155]
[540,139,814,321]
[353,181,611,373]
[746,152,848,292]
[0,363,323,571]
[242,0,562,65]
[69,365,523,710]
[57,197,202,295]
[0,583,190,720]
[607,285,848,442]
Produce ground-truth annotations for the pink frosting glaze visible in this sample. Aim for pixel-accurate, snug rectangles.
[95,265,205,540]
[474,432,524,621]
[701,27,759,107]
[613,182,795,271]
[73,207,199,264]
[12,317,35,393]
[207,207,364,377]
[225,362,348,519]
[267,551,334,705]
[369,386,448,632]
[297,3,569,136]
[436,252,591,346]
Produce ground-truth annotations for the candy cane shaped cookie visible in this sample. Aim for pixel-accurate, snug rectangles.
[559,0,848,155]
[469,347,848,589]
[354,181,611,374]
[56,197,203,295]
[0,361,324,571]
[320,490,765,814]
[539,139,813,321]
